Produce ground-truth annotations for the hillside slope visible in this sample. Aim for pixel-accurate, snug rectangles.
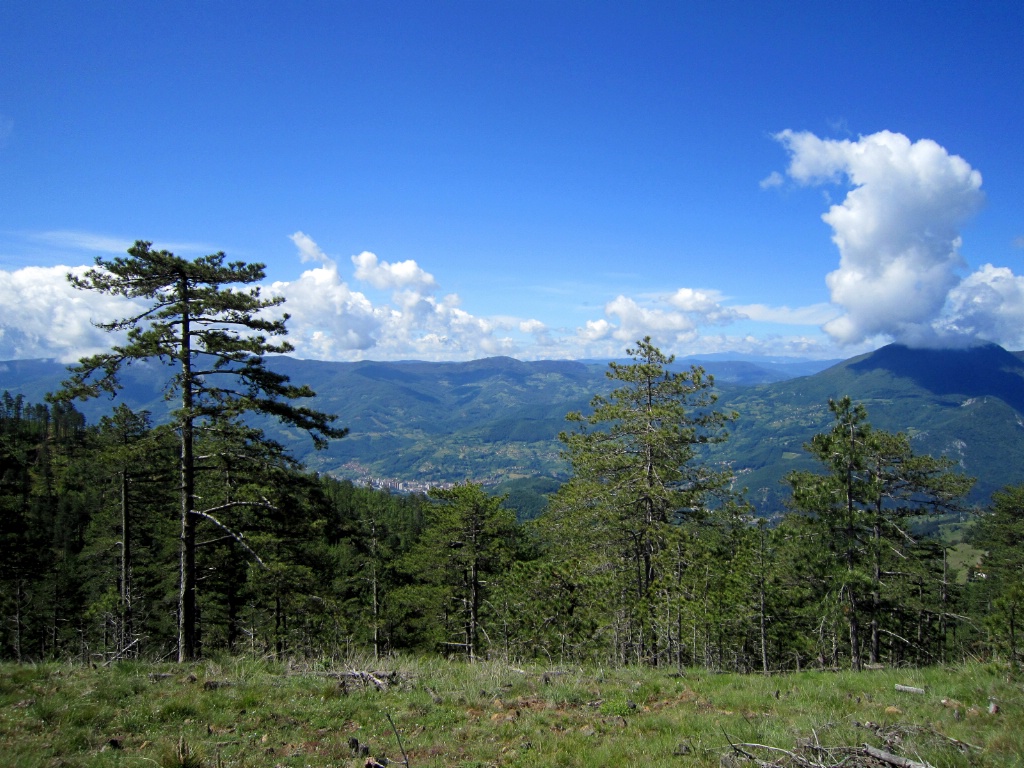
[717,343,1024,510]
[3,345,1024,509]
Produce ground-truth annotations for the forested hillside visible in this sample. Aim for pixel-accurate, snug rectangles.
[2,345,1022,670]
[717,343,1024,512]
[3,343,1023,508]
[3,245,1023,671]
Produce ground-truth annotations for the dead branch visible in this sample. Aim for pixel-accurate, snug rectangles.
[101,637,140,666]
[386,710,411,767]
[894,684,926,695]
[190,508,267,568]
[861,744,933,768]
[340,669,395,691]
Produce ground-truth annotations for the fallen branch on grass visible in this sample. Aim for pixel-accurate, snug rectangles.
[722,727,953,767]
[894,684,926,695]
[861,744,932,768]
[855,721,982,754]
[351,669,391,691]
[386,710,411,767]
[320,669,402,692]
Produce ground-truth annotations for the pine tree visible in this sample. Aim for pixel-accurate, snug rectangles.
[0,395,95,660]
[786,397,972,669]
[547,337,735,664]
[969,484,1024,668]
[88,405,176,659]
[400,483,518,659]
[54,241,346,661]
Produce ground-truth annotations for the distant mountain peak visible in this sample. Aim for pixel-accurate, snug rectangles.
[845,342,1024,411]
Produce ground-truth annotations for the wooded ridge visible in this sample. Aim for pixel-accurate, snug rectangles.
[2,243,1022,670]
[3,342,1023,509]
[2,338,1022,670]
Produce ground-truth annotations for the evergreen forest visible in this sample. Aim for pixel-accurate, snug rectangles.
[1,245,1022,674]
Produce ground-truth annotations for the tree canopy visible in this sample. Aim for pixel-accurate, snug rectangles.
[546,337,737,663]
[53,241,346,660]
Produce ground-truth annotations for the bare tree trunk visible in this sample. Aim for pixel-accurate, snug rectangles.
[370,517,380,660]
[849,589,862,671]
[119,468,133,657]
[759,578,769,673]
[870,516,881,664]
[178,293,197,663]
[758,525,770,673]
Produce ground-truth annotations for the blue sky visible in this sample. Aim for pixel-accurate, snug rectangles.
[2,2,1023,362]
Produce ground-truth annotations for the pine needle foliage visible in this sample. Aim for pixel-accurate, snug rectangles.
[52,241,347,661]
[546,337,737,664]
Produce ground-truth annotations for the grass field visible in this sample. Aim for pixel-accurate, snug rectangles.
[1,656,1020,767]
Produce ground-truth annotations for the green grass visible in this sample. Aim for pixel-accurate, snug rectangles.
[0,657,1021,767]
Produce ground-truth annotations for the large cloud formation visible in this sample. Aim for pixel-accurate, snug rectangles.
[776,129,992,346]
[577,289,743,350]
[5,232,759,364]
[0,230,850,363]
[269,233,540,360]
[14,131,1024,366]
[0,264,143,362]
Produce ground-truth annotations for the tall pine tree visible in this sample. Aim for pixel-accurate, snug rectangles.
[786,397,971,669]
[54,241,346,661]
[547,337,735,664]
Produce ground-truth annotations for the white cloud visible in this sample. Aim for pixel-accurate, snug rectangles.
[519,318,547,335]
[270,234,535,361]
[0,264,140,362]
[33,231,133,255]
[734,302,839,326]
[289,231,331,264]
[0,224,912,364]
[939,264,1024,348]
[579,318,613,342]
[776,129,986,346]
[0,233,553,364]
[603,295,699,344]
[759,171,784,189]
[268,256,383,356]
[666,288,743,324]
[25,231,218,258]
[352,250,437,291]
[568,288,749,353]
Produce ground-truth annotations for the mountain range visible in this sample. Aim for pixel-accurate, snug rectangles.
[3,344,1023,512]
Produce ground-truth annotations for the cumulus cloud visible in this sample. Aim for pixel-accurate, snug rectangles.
[352,250,437,291]
[519,318,546,335]
[775,129,989,346]
[0,265,140,362]
[604,295,699,343]
[268,252,382,356]
[570,288,751,354]
[666,288,743,324]
[0,222,910,364]
[0,232,549,363]
[269,234,536,361]
[579,318,614,342]
[938,264,1024,348]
